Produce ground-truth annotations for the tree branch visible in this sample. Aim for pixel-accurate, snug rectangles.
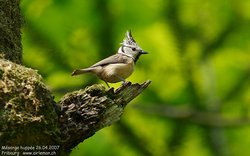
[58,80,151,151]
[0,58,151,154]
[136,104,250,128]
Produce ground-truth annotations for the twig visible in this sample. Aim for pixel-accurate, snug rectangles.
[135,104,250,128]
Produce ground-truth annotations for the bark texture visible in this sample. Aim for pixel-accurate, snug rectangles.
[0,59,60,146]
[58,80,151,151]
[0,0,22,64]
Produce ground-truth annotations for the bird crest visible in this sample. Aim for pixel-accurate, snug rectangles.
[121,30,139,48]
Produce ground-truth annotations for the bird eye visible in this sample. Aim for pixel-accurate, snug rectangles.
[132,48,136,51]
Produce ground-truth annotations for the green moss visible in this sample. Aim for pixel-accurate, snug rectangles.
[0,59,60,145]
[0,0,22,64]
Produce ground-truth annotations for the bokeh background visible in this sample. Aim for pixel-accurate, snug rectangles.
[20,0,250,156]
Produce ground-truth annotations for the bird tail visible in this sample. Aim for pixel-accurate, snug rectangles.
[71,68,93,76]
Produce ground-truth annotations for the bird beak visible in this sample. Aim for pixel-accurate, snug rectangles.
[140,50,148,54]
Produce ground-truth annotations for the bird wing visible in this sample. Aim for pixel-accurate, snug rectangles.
[91,54,129,67]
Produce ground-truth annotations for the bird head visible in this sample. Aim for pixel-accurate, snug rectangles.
[118,30,148,62]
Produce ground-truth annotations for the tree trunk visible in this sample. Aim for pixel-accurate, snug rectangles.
[0,1,151,155]
[0,0,22,64]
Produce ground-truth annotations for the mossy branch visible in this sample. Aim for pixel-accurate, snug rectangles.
[0,58,151,154]
[58,80,151,150]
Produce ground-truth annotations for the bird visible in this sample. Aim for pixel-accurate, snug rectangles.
[71,30,148,87]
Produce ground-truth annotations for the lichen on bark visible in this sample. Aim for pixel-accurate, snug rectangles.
[58,81,151,150]
[0,59,60,145]
[0,0,23,64]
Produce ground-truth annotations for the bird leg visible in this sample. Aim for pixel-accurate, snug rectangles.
[114,75,127,82]
[114,75,130,86]
[104,81,110,88]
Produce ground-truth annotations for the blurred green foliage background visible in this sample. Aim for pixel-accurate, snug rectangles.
[20,0,250,155]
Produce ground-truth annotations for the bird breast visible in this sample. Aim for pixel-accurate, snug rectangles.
[100,61,134,83]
